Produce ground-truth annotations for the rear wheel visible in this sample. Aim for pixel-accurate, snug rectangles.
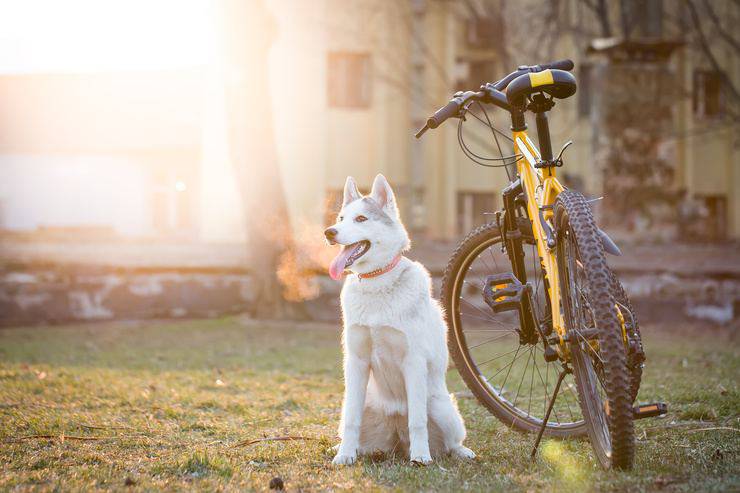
[554,190,635,470]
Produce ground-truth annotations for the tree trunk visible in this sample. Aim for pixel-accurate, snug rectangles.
[220,0,291,318]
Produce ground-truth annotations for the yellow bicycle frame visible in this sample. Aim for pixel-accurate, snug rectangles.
[512,131,567,342]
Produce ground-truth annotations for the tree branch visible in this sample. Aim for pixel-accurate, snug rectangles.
[573,0,612,38]
[685,0,740,104]
[701,0,740,54]
[619,0,635,39]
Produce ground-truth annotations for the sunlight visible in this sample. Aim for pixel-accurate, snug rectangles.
[0,0,212,73]
[541,440,588,486]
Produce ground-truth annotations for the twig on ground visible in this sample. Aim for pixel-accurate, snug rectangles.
[684,427,740,434]
[233,436,317,447]
[5,433,148,443]
[641,422,716,432]
[6,434,106,442]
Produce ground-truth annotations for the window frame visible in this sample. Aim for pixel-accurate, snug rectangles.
[327,52,373,109]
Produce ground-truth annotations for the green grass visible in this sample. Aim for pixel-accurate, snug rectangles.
[0,318,738,492]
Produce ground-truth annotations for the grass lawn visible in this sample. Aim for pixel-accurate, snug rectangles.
[0,318,738,492]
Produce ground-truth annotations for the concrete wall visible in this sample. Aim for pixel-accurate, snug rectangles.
[1,262,736,327]
[0,267,254,326]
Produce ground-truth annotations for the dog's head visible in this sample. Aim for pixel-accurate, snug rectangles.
[325,174,410,280]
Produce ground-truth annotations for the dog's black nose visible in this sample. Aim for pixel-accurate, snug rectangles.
[324,228,338,240]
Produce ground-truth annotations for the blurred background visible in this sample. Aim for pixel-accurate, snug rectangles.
[0,0,737,326]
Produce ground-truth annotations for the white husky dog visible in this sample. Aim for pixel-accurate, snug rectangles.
[324,174,475,465]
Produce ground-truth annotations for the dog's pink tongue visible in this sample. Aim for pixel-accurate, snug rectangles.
[329,245,354,281]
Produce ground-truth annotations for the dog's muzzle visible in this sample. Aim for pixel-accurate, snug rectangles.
[324,227,338,245]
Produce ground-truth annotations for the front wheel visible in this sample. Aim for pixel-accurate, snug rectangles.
[554,190,635,470]
[441,222,586,438]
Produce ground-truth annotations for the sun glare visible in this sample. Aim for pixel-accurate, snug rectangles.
[0,0,212,73]
[541,440,588,486]
[0,0,319,242]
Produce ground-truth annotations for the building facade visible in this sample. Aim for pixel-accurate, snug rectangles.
[0,0,737,244]
[273,0,739,242]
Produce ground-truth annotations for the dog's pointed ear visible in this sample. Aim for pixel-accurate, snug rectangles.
[370,174,398,216]
[343,176,361,206]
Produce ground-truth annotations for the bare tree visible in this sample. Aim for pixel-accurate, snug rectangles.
[564,0,739,235]
[220,0,293,318]
[684,0,740,119]
[573,0,740,120]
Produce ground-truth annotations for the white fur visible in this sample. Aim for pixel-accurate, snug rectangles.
[329,174,475,466]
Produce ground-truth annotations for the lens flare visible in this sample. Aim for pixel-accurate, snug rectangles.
[540,440,588,487]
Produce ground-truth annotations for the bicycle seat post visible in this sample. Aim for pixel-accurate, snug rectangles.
[535,111,553,162]
[527,93,556,165]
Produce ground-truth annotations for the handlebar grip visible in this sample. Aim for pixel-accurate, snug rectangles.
[427,100,461,128]
[540,59,574,71]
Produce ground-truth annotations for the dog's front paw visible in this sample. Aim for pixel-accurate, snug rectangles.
[332,453,357,466]
[410,454,433,466]
[451,445,476,460]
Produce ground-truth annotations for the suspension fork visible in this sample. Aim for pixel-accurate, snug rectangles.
[502,179,527,282]
[501,179,540,344]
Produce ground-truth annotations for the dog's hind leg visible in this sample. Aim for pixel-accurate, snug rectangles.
[428,392,476,459]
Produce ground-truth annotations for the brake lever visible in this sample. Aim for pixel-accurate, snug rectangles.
[534,140,574,169]
[556,140,573,162]
[414,123,430,139]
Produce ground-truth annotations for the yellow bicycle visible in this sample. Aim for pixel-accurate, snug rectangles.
[417,59,661,470]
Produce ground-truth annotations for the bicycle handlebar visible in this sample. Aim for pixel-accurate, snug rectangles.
[539,59,575,71]
[415,90,486,138]
[415,59,574,139]
[428,99,463,129]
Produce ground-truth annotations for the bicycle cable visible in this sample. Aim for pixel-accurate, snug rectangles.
[456,103,522,182]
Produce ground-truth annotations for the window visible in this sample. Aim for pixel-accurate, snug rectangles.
[457,59,497,91]
[702,195,727,241]
[327,53,372,108]
[693,70,723,118]
[578,64,593,118]
[466,16,503,48]
[457,192,496,235]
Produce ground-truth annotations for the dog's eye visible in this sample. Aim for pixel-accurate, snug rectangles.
[355,215,368,223]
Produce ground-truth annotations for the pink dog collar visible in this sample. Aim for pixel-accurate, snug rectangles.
[356,254,403,280]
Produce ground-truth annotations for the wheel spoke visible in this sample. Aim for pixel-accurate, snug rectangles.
[461,328,517,332]
[528,348,536,417]
[486,347,530,381]
[459,298,509,328]
[467,332,514,349]
[512,348,532,408]
[476,345,521,368]
[532,353,564,425]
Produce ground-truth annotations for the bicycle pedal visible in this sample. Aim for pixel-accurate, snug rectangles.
[483,273,540,345]
[482,273,527,313]
[633,402,667,420]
